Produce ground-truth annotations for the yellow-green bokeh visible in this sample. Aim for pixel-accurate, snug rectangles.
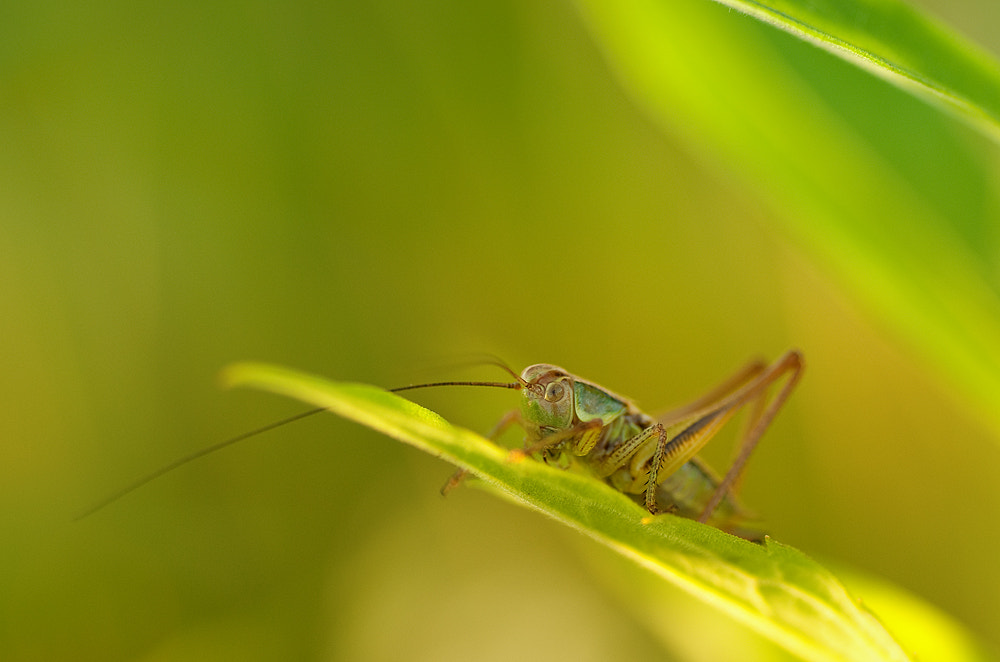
[3,1,999,660]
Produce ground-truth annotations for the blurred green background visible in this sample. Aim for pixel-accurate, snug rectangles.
[4,0,1000,660]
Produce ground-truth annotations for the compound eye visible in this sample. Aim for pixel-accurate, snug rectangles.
[544,381,566,403]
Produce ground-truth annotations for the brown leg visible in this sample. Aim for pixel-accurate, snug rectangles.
[698,350,803,522]
[441,409,524,496]
[657,359,767,427]
[631,351,802,521]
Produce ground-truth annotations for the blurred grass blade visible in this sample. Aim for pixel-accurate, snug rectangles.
[834,565,997,662]
[225,362,911,662]
[720,0,1000,140]
[572,0,1000,443]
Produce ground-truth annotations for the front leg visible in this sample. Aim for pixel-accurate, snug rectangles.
[510,418,603,461]
[441,409,524,496]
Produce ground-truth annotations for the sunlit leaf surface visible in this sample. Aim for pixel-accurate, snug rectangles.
[227,362,911,662]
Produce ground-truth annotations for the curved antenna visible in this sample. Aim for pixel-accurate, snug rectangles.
[417,352,523,383]
[76,362,524,520]
[391,380,521,392]
[470,354,525,385]
[74,407,327,520]
[390,356,525,392]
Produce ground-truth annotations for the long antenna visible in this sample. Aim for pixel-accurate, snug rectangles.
[388,356,524,393]
[391,380,520,392]
[77,370,523,519]
[73,407,327,520]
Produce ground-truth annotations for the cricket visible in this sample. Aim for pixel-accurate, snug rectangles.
[80,351,802,536]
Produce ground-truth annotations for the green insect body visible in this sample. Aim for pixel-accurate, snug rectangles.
[512,364,754,532]
[436,351,804,537]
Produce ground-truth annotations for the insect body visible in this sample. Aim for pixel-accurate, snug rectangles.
[80,351,802,536]
[514,364,752,527]
[404,350,803,536]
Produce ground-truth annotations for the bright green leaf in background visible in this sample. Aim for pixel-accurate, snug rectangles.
[710,0,1000,139]
[573,0,1000,443]
[226,362,989,662]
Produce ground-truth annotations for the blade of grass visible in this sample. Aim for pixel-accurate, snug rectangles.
[573,0,1000,443]
[715,0,1000,141]
[224,362,911,662]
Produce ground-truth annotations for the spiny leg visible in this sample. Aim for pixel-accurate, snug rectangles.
[642,410,737,515]
[592,422,668,514]
[597,414,731,516]
[628,398,750,515]
[643,425,670,513]
[657,359,767,427]
[633,350,802,520]
[726,379,769,498]
[596,423,664,477]
[639,360,771,512]
[698,350,803,522]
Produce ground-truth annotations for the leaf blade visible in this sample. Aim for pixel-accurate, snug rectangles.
[224,362,911,662]
[572,0,1000,444]
[709,0,1000,141]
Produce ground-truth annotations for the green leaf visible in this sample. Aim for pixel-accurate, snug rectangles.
[224,362,910,662]
[706,0,1000,141]
[572,0,1000,443]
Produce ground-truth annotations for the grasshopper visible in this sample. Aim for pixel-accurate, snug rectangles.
[79,351,802,536]
[396,350,803,536]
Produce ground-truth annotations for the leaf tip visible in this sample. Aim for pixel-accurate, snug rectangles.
[218,361,265,391]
